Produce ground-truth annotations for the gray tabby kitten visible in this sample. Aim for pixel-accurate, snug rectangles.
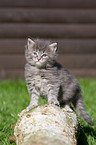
[25,38,94,126]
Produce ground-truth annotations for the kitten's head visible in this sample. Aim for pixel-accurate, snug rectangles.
[25,38,58,68]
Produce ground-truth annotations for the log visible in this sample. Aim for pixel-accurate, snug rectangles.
[14,104,77,145]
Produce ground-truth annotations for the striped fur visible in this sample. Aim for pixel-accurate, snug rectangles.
[25,38,94,126]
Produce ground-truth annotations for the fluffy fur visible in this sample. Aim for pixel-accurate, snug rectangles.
[25,38,94,126]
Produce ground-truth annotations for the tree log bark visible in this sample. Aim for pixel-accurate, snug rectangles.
[14,104,77,145]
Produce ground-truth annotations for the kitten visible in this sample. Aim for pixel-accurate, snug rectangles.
[24,38,94,126]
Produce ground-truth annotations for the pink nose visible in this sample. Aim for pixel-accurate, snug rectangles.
[38,58,41,61]
[37,54,41,61]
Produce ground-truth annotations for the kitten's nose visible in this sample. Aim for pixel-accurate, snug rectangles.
[38,56,41,61]
[38,54,41,61]
[38,58,40,61]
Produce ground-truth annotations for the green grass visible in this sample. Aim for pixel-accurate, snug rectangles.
[0,78,96,145]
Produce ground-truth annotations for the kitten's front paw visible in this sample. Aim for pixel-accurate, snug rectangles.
[18,109,27,117]
[26,104,38,111]
[18,104,38,117]
[48,99,60,107]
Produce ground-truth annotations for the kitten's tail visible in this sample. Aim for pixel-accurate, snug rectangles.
[74,92,94,126]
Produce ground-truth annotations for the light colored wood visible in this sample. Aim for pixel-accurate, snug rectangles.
[14,104,77,145]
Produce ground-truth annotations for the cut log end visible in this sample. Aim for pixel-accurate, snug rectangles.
[14,104,78,145]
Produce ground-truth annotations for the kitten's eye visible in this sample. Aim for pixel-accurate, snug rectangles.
[42,54,47,57]
[33,52,37,56]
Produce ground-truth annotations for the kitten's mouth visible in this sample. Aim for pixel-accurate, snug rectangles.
[36,61,41,65]
[35,61,46,68]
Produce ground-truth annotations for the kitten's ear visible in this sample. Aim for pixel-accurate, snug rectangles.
[49,43,57,53]
[27,38,35,47]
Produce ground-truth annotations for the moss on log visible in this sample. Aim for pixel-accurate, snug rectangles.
[14,104,77,145]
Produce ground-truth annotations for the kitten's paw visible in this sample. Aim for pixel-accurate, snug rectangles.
[18,104,38,117]
[64,105,73,112]
[48,99,60,107]
[26,104,38,111]
[18,109,27,117]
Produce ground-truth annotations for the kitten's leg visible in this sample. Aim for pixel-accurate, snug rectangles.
[61,83,77,106]
[47,85,60,106]
[26,87,40,111]
[19,87,40,117]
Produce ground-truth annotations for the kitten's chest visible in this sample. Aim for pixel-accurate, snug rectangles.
[33,75,46,87]
[33,74,48,97]
[33,70,48,91]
